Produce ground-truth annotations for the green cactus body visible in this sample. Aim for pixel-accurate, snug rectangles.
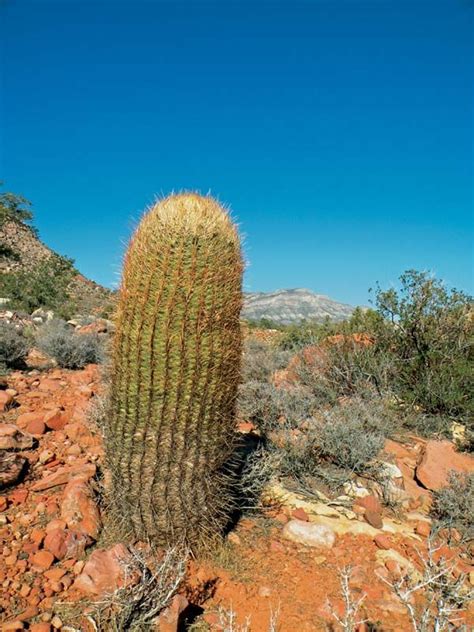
[107,193,243,548]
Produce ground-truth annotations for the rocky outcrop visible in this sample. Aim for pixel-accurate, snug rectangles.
[416,440,474,491]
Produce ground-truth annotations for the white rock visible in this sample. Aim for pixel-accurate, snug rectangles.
[282,519,336,548]
[379,461,403,479]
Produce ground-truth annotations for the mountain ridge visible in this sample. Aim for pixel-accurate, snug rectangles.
[242,287,355,324]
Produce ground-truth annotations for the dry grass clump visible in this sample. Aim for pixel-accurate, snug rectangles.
[431,472,474,542]
[0,321,30,372]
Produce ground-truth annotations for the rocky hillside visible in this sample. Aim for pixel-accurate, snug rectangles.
[0,220,113,315]
[243,288,355,324]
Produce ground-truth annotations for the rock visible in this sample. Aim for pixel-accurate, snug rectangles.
[0,453,27,488]
[282,519,336,548]
[364,510,383,529]
[379,461,403,480]
[15,412,44,430]
[292,507,309,521]
[31,550,55,570]
[416,440,474,491]
[43,409,68,431]
[31,463,96,491]
[74,544,140,596]
[354,494,382,515]
[155,594,189,632]
[374,534,392,550]
[26,419,47,436]
[343,480,370,498]
[25,348,55,369]
[43,529,68,560]
[415,520,431,538]
[60,479,101,538]
[0,390,14,411]
[30,624,52,632]
[0,424,34,450]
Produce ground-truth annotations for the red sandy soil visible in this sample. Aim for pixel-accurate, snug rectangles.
[0,366,473,631]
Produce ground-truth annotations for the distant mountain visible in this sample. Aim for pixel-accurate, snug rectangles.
[242,288,355,325]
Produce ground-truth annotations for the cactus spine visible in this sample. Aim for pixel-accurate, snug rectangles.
[107,193,243,549]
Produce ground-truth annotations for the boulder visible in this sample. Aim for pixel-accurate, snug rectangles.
[416,440,474,491]
[60,478,101,538]
[0,424,34,450]
[282,519,336,548]
[74,544,140,596]
[0,453,27,488]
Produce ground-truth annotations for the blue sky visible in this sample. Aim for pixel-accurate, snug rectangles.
[1,0,472,305]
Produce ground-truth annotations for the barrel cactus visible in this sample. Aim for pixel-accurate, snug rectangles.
[107,193,243,549]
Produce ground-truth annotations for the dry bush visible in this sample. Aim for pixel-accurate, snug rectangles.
[242,338,290,383]
[86,546,186,631]
[237,381,316,433]
[0,321,29,371]
[36,319,104,368]
[377,539,473,632]
[431,472,474,542]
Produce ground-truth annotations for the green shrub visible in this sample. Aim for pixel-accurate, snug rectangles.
[0,255,76,318]
[36,319,103,369]
[0,322,30,372]
[372,270,473,423]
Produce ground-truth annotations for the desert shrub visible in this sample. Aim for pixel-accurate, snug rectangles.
[296,340,395,406]
[372,270,473,423]
[309,400,390,475]
[0,254,77,318]
[0,322,30,372]
[237,381,316,432]
[36,319,103,369]
[241,339,290,383]
[431,472,474,540]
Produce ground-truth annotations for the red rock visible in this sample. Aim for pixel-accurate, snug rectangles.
[156,594,189,632]
[61,479,101,538]
[0,495,7,511]
[0,424,34,450]
[74,544,140,596]
[415,520,431,538]
[43,529,68,560]
[0,390,14,411]
[30,528,45,545]
[30,624,52,632]
[15,412,44,430]
[9,488,28,504]
[31,463,96,491]
[374,534,392,550]
[292,507,309,522]
[416,441,474,491]
[26,419,47,436]
[364,510,383,529]
[45,519,67,532]
[2,621,24,630]
[31,550,55,570]
[38,379,62,392]
[16,606,39,622]
[354,494,382,515]
[43,408,68,431]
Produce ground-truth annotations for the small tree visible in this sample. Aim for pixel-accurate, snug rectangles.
[372,270,473,422]
[0,182,34,228]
